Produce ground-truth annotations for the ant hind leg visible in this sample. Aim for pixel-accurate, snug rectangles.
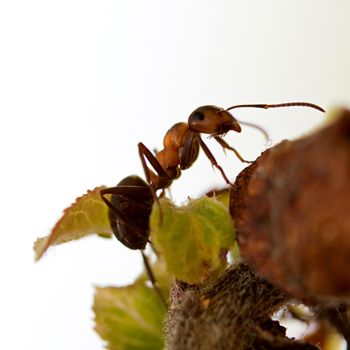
[138,142,171,223]
[141,250,168,308]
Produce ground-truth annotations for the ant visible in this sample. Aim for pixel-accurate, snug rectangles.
[138,102,325,194]
[100,102,324,306]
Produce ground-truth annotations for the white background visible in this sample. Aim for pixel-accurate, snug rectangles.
[1,1,350,349]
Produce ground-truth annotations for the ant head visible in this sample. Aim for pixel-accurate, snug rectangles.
[188,105,241,135]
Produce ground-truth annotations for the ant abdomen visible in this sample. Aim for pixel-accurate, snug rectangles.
[102,175,154,250]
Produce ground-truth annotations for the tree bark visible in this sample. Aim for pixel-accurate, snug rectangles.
[165,263,318,350]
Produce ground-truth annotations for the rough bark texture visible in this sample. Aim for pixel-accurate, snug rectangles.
[165,263,318,350]
[230,109,350,304]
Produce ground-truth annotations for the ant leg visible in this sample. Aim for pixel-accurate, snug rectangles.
[138,142,169,190]
[213,136,253,164]
[101,185,152,198]
[149,241,160,256]
[138,142,171,223]
[198,137,234,186]
[178,131,199,169]
[141,250,168,308]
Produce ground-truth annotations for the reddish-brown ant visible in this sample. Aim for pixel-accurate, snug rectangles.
[100,101,324,306]
[138,102,325,193]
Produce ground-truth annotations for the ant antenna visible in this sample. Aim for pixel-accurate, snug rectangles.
[226,102,325,113]
[236,120,269,141]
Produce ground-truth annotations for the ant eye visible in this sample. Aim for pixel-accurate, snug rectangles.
[190,111,205,121]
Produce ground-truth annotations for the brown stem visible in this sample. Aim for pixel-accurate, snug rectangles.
[165,263,318,350]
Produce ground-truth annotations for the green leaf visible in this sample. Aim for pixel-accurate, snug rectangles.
[94,282,166,350]
[150,197,235,284]
[34,187,113,261]
[206,189,240,261]
[215,190,230,207]
[205,188,230,207]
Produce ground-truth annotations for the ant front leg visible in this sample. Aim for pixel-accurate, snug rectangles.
[213,136,253,164]
[198,137,234,186]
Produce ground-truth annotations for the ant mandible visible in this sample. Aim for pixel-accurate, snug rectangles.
[138,102,325,194]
